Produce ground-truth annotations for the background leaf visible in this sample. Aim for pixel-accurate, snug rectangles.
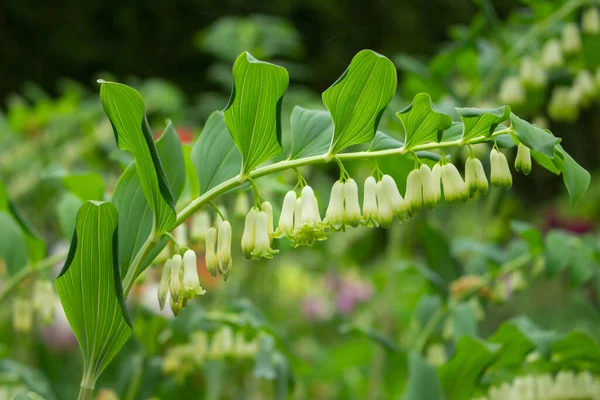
[456,106,510,140]
[61,173,105,201]
[191,111,242,194]
[287,106,333,159]
[0,212,28,275]
[403,352,443,400]
[397,93,452,149]
[54,201,133,383]
[223,52,288,175]
[99,81,176,232]
[323,49,397,154]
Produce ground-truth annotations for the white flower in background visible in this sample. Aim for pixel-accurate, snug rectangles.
[182,249,205,298]
[277,190,296,237]
[242,208,258,260]
[583,7,600,34]
[210,325,234,358]
[260,201,274,240]
[498,76,526,105]
[440,163,468,203]
[174,223,188,248]
[419,164,438,208]
[519,57,546,89]
[325,180,345,230]
[205,227,219,277]
[251,211,278,259]
[376,181,393,227]
[514,143,532,175]
[343,178,362,227]
[362,176,378,227]
[573,69,597,105]
[381,174,408,220]
[490,148,513,188]
[157,258,172,310]
[169,254,183,304]
[190,210,211,242]
[548,86,579,121]
[542,39,564,68]
[488,383,515,400]
[33,280,56,324]
[425,343,447,367]
[404,168,423,213]
[465,157,489,196]
[234,191,249,217]
[13,297,33,334]
[217,220,232,278]
[562,22,582,54]
[512,376,535,399]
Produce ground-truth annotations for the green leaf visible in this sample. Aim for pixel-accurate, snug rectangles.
[510,113,560,158]
[182,143,200,199]
[323,49,397,154]
[56,193,83,238]
[191,111,242,194]
[397,93,452,149]
[552,331,600,369]
[531,149,562,175]
[54,201,132,383]
[112,124,185,278]
[556,145,590,208]
[544,230,574,277]
[0,359,56,400]
[339,324,402,353]
[223,52,289,175]
[451,302,478,344]
[403,352,443,400]
[288,106,333,159]
[510,221,543,254]
[439,336,499,400]
[456,106,510,140]
[15,392,46,400]
[369,131,442,161]
[0,212,28,275]
[99,81,176,232]
[419,223,461,284]
[61,173,105,201]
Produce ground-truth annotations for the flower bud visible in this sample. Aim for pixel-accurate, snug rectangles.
[514,143,532,175]
[242,208,258,260]
[404,169,423,213]
[252,211,278,259]
[562,23,582,54]
[325,180,345,230]
[362,176,378,227]
[260,201,274,241]
[158,258,172,310]
[277,190,296,237]
[419,164,438,209]
[466,157,488,196]
[205,227,219,277]
[217,220,232,279]
[498,77,526,106]
[170,295,184,317]
[13,297,33,334]
[490,148,512,188]
[169,254,183,303]
[376,181,394,228]
[343,178,362,227]
[33,280,55,324]
[190,211,210,242]
[431,164,442,203]
[542,39,563,68]
[183,249,205,298]
[441,164,468,203]
[583,7,600,34]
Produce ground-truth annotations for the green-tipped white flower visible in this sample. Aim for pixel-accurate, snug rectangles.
[404,169,423,213]
[293,185,327,246]
[375,181,393,228]
[519,57,546,89]
[277,191,296,237]
[293,197,303,230]
[190,211,210,242]
[205,227,219,277]
[498,76,526,106]
[419,164,438,209]
[465,157,488,196]
[583,7,600,34]
[169,254,183,304]
[542,39,564,68]
[431,164,442,203]
[325,180,345,230]
[362,176,378,227]
[158,258,172,310]
[217,221,232,279]
[441,163,469,203]
[514,143,532,175]
[242,208,258,260]
[562,22,582,54]
[343,178,362,227]
[251,211,278,259]
[33,280,55,324]
[13,298,33,334]
[381,174,407,220]
[490,148,513,188]
[260,201,274,240]
[183,249,205,298]
[300,186,321,225]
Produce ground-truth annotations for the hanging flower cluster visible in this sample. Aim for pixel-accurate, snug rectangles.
[12,280,56,333]
[158,249,206,316]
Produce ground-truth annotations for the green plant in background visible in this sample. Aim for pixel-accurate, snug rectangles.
[0,45,591,399]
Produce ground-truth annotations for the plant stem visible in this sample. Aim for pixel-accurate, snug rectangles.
[78,373,96,400]
[0,252,67,304]
[123,233,157,296]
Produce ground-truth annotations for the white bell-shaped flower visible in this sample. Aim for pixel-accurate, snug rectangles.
[404,169,423,213]
[300,186,321,225]
[158,258,172,310]
[217,221,232,279]
[251,211,278,259]
[293,185,327,246]
[325,180,345,230]
[542,39,564,68]
[343,178,362,227]
[583,7,600,34]
[277,190,296,237]
[260,201,274,240]
[514,143,532,175]
[362,176,378,227]
[431,164,442,203]
[498,77,526,106]
[376,181,393,228]
[519,57,546,89]
[562,23,582,54]
[490,148,512,188]
[182,249,205,298]
[242,208,258,260]
[32,280,55,324]
[441,163,468,203]
[573,70,597,105]
[380,174,407,220]
[169,254,183,304]
[205,227,219,277]
[465,157,486,196]
[420,164,438,209]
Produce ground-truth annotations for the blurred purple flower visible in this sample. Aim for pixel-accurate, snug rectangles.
[302,297,330,321]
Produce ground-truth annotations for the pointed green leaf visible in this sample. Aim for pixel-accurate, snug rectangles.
[191,111,242,194]
[112,124,185,278]
[223,52,289,175]
[99,81,176,232]
[61,173,105,201]
[556,145,590,208]
[456,105,510,140]
[288,106,333,159]
[511,113,560,158]
[552,331,600,368]
[403,352,443,400]
[54,201,132,382]
[368,131,442,161]
[323,50,397,154]
[397,93,453,149]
